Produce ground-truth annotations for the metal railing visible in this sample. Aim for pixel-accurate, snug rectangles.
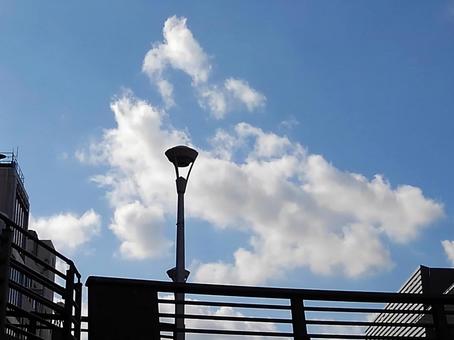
[0,212,82,340]
[86,276,454,340]
[0,152,25,187]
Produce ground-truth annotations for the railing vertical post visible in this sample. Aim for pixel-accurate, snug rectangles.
[432,302,449,340]
[291,297,309,340]
[0,226,13,337]
[28,315,37,338]
[74,281,82,340]
[64,266,75,340]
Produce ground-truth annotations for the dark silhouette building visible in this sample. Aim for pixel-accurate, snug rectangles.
[365,265,454,338]
[0,152,57,340]
[0,152,30,312]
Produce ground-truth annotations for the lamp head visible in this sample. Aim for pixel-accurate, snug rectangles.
[165,145,198,168]
[0,154,6,160]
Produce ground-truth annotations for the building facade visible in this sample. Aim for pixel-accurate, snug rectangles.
[0,152,30,316]
[365,265,454,338]
[0,152,57,340]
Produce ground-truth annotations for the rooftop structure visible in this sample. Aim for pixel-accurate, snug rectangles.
[365,266,454,338]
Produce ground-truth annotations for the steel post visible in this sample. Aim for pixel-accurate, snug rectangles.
[290,297,310,340]
[64,267,75,340]
[175,177,187,340]
[432,302,449,340]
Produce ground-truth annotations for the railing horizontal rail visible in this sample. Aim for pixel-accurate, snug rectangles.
[158,298,292,310]
[160,312,293,324]
[9,277,64,314]
[2,212,82,340]
[6,303,59,330]
[304,305,431,314]
[165,325,294,337]
[10,258,65,295]
[10,242,66,279]
[87,276,454,304]
[307,335,426,339]
[0,211,80,278]
[5,324,44,340]
[306,319,432,327]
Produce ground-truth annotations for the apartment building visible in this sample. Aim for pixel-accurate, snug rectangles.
[0,152,57,340]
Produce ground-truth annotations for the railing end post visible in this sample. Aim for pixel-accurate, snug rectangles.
[290,297,310,340]
[432,302,450,340]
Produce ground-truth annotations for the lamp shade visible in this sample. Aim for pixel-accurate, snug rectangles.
[165,146,198,167]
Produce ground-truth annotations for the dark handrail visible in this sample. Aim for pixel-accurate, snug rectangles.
[1,211,80,279]
[1,212,83,340]
[10,258,65,295]
[6,303,59,330]
[8,281,64,313]
[86,276,454,304]
[87,276,454,340]
[10,242,66,279]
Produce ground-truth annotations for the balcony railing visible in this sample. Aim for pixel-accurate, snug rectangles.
[0,212,82,340]
[0,152,26,187]
[86,276,454,340]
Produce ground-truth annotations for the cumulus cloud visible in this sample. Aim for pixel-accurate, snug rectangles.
[110,201,171,259]
[30,210,101,253]
[142,16,265,118]
[77,92,443,284]
[442,240,454,265]
[76,15,444,284]
[77,94,187,259]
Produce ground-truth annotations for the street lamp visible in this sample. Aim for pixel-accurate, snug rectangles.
[165,145,198,340]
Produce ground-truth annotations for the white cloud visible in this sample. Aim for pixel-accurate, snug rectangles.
[198,85,228,119]
[142,16,265,118]
[78,92,443,284]
[110,201,172,259]
[143,16,210,108]
[30,210,101,253]
[144,16,211,85]
[442,240,454,265]
[76,94,188,259]
[225,78,266,111]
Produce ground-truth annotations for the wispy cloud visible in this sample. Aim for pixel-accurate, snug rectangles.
[142,16,266,118]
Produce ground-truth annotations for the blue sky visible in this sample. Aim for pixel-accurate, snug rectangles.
[2,1,454,294]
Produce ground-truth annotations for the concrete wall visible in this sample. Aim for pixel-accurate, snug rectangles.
[0,166,18,220]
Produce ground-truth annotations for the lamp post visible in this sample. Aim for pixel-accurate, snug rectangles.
[165,145,198,340]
